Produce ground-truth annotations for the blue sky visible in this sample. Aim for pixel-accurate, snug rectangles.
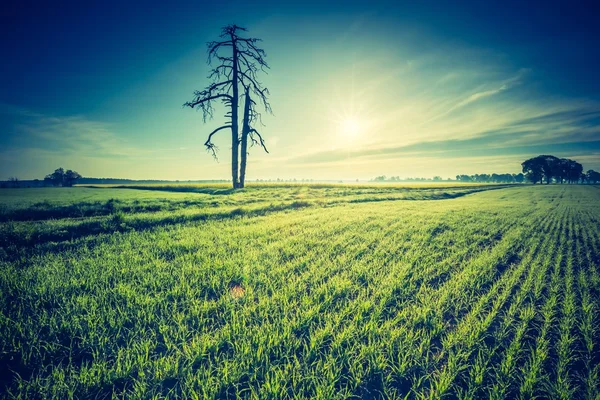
[1,0,599,179]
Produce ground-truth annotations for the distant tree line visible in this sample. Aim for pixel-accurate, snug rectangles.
[371,174,524,183]
[370,155,600,185]
[7,177,20,188]
[521,155,599,184]
[455,173,525,183]
[372,176,449,182]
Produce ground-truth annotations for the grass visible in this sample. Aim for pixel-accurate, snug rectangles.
[0,183,504,221]
[1,183,599,398]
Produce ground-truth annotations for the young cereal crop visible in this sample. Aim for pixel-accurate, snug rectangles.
[0,184,599,399]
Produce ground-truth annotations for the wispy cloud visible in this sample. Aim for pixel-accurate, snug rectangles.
[11,117,138,159]
[421,69,529,126]
[0,105,186,161]
[0,105,203,178]
[276,43,600,176]
[282,100,600,171]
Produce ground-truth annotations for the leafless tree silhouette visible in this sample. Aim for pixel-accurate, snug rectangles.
[184,24,271,189]
[240,85,269,187]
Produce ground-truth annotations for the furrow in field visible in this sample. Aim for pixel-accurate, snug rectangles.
[0,185,506,253]
[369,210,523,321]
[517,208,570,400]
[484,207,567,399]
[29,205,484,397]
[5,187,599,399]
[414,209,561,399]
[242,206,442,294]
[180,203,527,398]
[546,207,579,400]
[580,208,600,294]
[357,210,547,398]
[228,201,515,309]
[2,205,469,390]
[183,206,521,397]
[571,208,600,399]
[460,209,565,399]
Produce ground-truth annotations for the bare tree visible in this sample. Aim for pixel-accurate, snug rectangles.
[184,24,271,189]
[240,86,269,187]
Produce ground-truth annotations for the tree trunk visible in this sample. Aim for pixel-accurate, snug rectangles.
[239,88,251,188]
[230,38,240,189]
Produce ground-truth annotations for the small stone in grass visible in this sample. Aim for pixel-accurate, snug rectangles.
[230,284,245,299]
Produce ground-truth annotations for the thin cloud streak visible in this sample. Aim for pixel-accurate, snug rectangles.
[1,106,186,161]
[421,69,529,126]
[285,106,600,166]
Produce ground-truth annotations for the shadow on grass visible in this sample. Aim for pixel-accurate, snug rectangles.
[0,198,206,223]
[103,185,238,195]
[0,187,512,260]
[0,201,313,258]
[2,185,512,223]
[0,352,33,395]
[345,186,507,204]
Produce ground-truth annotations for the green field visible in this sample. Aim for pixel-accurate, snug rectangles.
[1,184,599,398]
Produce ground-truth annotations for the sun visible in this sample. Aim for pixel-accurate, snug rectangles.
[340,117,361,137]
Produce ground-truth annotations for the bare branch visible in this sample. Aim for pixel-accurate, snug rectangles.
[243,40,267,59]
[221,24,247,38]
[238,50,269,71]
[249,128,269,153]
[213,55,234,63]
[184,93,232,108]
[237,71,271,113]
[207,40,232,53]
[250,106,266,127]
[209,65,233,80]
[184,92,232,122]
[236,37,263,44]
[204,125,232,159]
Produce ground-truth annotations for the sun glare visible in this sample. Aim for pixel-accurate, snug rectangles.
[341,117,361,137]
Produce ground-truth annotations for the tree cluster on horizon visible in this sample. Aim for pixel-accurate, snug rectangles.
[44,168,82,187]
[521,155,599,184]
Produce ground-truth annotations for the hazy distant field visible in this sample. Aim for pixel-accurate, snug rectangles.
[1,184,599,398]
